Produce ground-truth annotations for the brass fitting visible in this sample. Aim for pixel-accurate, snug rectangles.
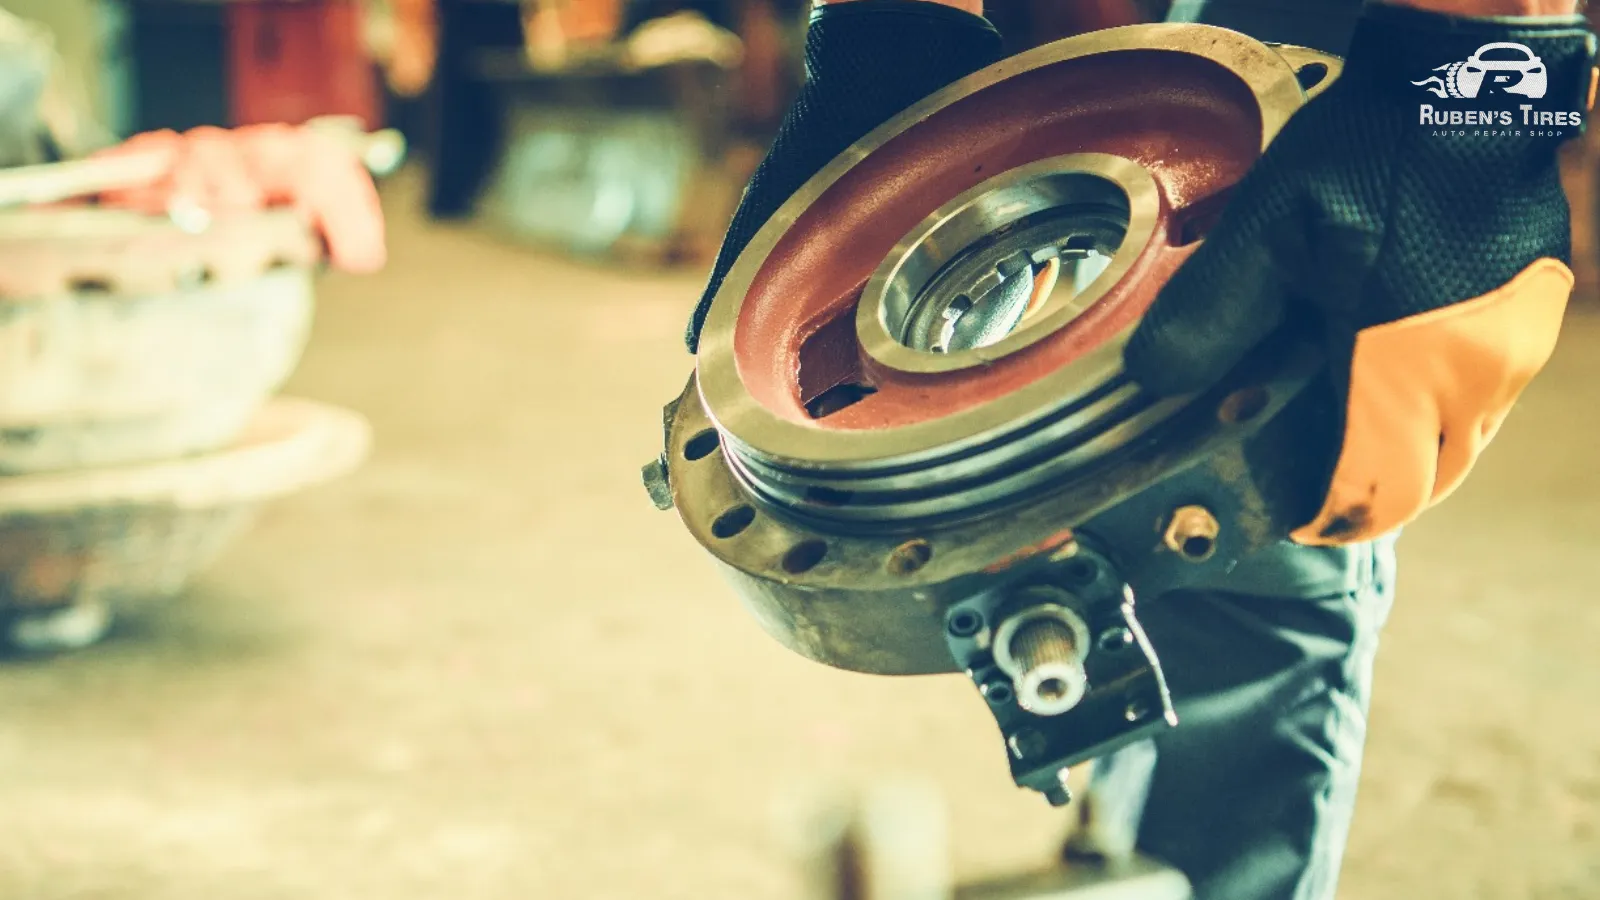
[1164,505,1219,562]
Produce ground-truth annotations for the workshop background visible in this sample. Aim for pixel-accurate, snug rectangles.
[0,1,1597,898]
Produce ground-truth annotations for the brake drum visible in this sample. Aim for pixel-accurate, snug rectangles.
[648,24,1343,804]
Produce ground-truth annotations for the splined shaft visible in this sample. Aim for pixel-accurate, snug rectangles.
[1009,616,1089,716]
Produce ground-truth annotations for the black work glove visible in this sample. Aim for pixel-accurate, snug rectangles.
[684,0,1003,352]
[1123,3,1597,546]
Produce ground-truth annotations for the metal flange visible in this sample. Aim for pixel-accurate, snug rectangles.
[689,25,1339,530]
[650,24,1346,799]
[696,25,1329,461]
[656,24,1342,668]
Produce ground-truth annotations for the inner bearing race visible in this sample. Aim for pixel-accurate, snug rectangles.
[862,165,1132,369]
[856,155,1155,377]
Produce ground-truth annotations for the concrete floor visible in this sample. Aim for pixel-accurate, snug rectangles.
[2,177,1598,899]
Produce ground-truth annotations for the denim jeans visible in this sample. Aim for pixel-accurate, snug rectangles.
[1089,536,1398,900]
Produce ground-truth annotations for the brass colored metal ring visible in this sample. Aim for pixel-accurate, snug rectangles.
[855,153,1161,375]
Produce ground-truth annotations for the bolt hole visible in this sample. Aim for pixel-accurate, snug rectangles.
[1061,557,1097,587]
[683,428,721,461]
[984,682,1014,705]
[1296,62,1330,93]
[887,539,933,576]
[1217,387,1270,424]
[781,540,828,574]
[1097,627,1133,653]
[1181,535,1215,561]
[711,505,756,539]
[947,610,983,638]
[266,257,296,271]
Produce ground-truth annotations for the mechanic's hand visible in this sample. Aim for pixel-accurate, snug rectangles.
[92,124,387,274]
[1123,4,1596,546]
[684,0,1003,352]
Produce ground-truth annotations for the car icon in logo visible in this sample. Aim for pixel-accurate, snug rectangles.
[1413,42,1548,99]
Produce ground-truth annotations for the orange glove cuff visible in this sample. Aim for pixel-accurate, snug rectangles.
[1292,258,1574,546]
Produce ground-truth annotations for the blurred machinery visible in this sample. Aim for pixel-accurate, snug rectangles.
[226,0,382,130]
[0,6,107,167]
[404,0,1165,264]
[420,0,794,263]
[781,779,1191,900]
[0,112,402,653]
[123,0,381,132]
[473,6,752,263]
[647,21,1343,886]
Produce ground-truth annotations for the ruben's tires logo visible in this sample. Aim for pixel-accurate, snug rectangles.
[1414,42,1549,99]
[1413,41,1580,134]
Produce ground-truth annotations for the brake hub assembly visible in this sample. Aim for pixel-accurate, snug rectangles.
[647,25,1344,806]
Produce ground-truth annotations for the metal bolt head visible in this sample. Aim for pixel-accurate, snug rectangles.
[947,609,984,638]
[642,456,673,510]
[980,678,1015,706]
[1163,505,1219,562]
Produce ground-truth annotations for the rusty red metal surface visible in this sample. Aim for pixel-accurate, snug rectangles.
[226,1,381,130]
[730,49,1264,431]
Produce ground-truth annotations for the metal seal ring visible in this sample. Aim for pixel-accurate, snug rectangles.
[855,153,1160,375]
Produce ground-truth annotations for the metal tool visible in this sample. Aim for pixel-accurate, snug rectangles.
[647,24,1343,808]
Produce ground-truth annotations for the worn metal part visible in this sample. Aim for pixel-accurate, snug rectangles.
[695,23,1312,469]
[942,542,1176,805]
[660,342,1334,675]
[652,25,1345,805]
[689,25,1336,532]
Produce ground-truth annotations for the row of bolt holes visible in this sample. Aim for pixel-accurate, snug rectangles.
[683,384,1270,576]
[683,427,935,577]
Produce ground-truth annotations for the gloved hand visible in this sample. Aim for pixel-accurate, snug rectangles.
[1123,3,1597,546]
[684,0,1003,352]
[91,124,387,274]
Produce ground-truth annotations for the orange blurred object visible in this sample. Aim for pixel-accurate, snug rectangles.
[521,0,624,65]
[548,0,624,44]
[90,125,386,274]
[387,0,440,97]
